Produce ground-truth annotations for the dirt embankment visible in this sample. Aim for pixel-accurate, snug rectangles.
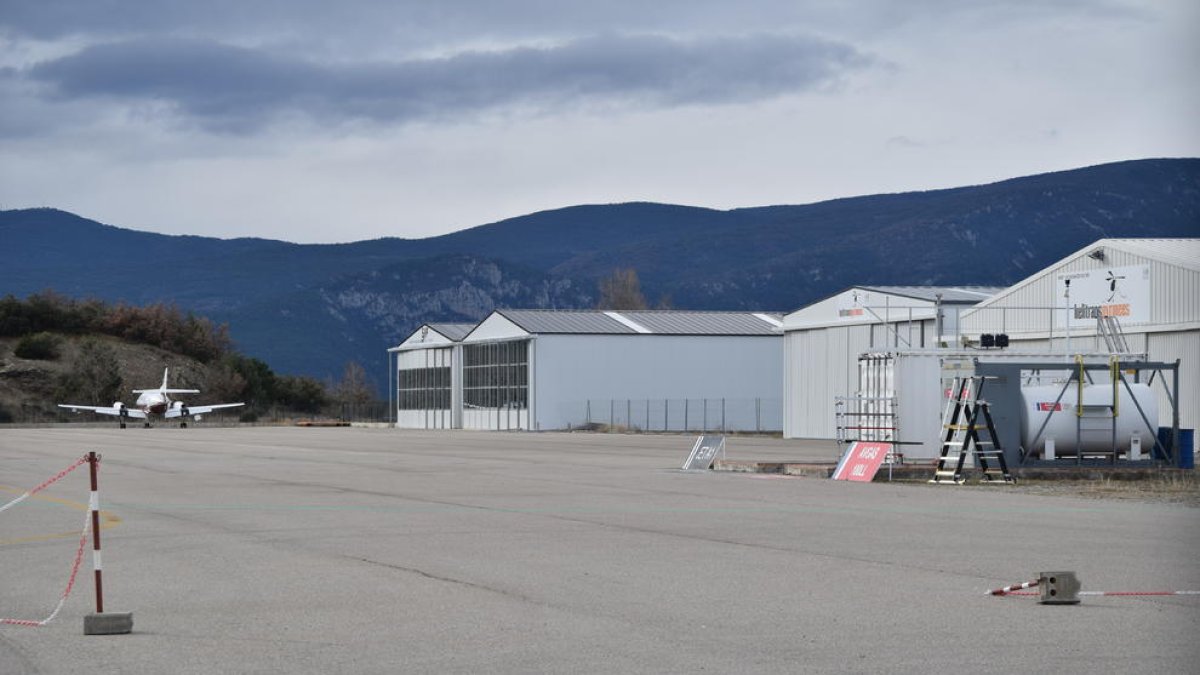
[0,334,219,423]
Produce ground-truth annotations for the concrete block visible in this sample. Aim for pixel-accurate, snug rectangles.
[84,612,133,635]
[1038,572,1081,605]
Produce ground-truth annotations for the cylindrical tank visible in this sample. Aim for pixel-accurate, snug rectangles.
[1020,384,1158,455]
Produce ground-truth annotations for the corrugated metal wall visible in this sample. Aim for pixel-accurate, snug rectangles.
[783,324,871,438]
[963,247,1200,336]
[957,247,1198,432]
[537,334,783,431]
[1146,330,1199,430]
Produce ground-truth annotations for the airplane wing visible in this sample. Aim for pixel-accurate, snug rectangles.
[164,402,245,419]
[57,404,148,419]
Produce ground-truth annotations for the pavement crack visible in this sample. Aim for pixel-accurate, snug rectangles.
[347,555,539,603]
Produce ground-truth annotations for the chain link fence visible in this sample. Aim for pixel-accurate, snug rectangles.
[566,397,782,433]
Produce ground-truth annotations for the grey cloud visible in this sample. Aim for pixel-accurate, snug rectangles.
[26,34,871,132]
[0,0,1150,44]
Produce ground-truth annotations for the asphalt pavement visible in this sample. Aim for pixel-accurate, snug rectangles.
[1,427,1197,674]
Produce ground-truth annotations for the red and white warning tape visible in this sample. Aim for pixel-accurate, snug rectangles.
[989,578,1200,598]
[1002,591,1200,597]
[1,454,94,627]
[0,455,89,515]
[1,508,91,626]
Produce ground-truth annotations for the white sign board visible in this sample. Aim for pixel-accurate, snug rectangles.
[1056,265,1150,328]
[681,435,726,471]
[836,289,872,321]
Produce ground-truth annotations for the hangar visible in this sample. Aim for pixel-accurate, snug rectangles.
[391,309,784,431]
[389,322,474,429]
[959,238,1200,431]
[780,286,1000,441]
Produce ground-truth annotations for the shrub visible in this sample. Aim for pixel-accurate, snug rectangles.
[53,339,123,405]
[14,332,61,360]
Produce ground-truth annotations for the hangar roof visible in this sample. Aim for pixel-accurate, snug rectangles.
[856,286,1002,304]
[426,323,475,341]
[493,309,782,336]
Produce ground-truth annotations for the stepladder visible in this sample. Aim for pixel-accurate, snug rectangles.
[930,377,1016,484]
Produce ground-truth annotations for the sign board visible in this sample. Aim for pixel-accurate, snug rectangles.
[1056,265,1150,328]
[681,435,726,471]
[836,289,871,320]
[831,442,892,482]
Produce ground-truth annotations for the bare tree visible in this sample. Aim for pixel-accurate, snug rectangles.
[333,361,374,405]
[596,268,648,310]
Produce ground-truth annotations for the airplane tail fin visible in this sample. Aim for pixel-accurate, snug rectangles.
[132,367,198,394]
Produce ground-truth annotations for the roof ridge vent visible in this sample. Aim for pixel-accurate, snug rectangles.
[603,311,653,334]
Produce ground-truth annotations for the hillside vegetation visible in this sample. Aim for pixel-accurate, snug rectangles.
[0,294,351,424]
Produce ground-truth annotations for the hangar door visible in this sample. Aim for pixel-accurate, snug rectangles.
[462,339,531,430]
[396,347,454,429]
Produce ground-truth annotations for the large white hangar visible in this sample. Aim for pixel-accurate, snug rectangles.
[960,238,1200,431]
[391,309,784,431]
[389,322,476,429]
[781,286,1001,441]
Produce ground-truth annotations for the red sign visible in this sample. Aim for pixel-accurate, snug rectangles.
[1037,402,1063,412]
[832,442,892,482]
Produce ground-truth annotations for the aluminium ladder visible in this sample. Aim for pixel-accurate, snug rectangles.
[1097,315,1130,354]
[930,376,1015,484]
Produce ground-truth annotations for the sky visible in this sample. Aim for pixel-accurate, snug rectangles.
[1,1,1197,243]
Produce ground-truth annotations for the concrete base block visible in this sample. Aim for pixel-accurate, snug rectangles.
[1038,572,1081,605]
[84,612,133,635]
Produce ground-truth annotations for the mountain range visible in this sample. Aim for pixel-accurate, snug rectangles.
[2,158,1198,389]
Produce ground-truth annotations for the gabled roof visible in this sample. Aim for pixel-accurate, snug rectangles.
[970,238,1200,310]
[390,321,478,350]
[619,310,783,335]
[497,310,636,334]
[426,322,475,342]
[494,309,782,336]
[1094,238,1200,272]
[856,286,1002,304]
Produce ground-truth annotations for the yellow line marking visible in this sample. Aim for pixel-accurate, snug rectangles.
[0,485,122,545]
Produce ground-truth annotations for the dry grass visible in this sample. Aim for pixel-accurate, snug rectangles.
[1007,471,1200,506]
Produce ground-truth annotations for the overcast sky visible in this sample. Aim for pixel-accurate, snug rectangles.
[1,1,1196,242]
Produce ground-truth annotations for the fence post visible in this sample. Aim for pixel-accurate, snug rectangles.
[722,398,726,433]
[684,399,689,431]
[610,399,614,430]
[664,399,669,431]
[703,399,707,433]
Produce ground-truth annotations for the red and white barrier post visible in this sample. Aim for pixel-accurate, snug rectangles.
[83,451,133,635]
[89,451,104,614]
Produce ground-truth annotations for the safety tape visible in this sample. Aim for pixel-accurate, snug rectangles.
[1000,590,1200,597]
[989,577,1200,598]
[1,508,91,627]
[0,455,89,515]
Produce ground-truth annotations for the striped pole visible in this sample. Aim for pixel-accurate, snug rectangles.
[88,451,104,614]
[987,579,1040,596]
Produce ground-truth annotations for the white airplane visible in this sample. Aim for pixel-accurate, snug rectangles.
[58,368,244,428]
